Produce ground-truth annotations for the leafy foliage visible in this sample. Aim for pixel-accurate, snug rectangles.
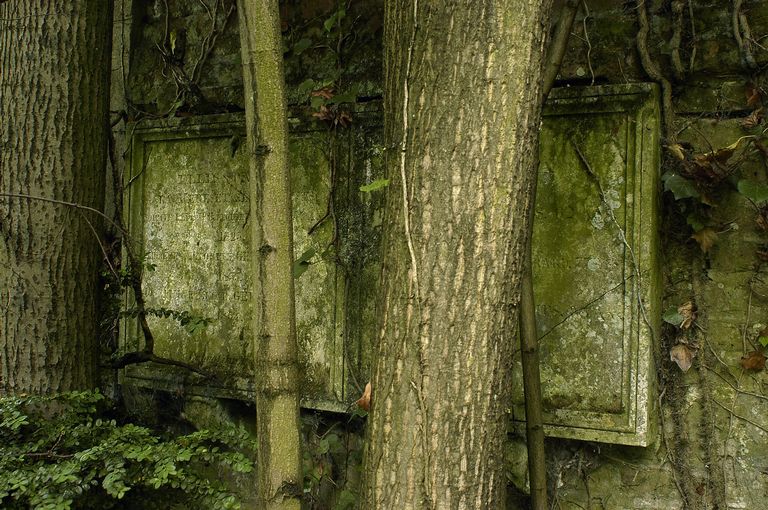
[0,391,255,510]
[301,412,365,510]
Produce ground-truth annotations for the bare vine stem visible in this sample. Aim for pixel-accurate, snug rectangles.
[636,0,675,141]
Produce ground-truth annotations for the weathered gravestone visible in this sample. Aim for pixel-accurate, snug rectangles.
[122,84,660,445]
[121,114,374,411]
[510,84,661,446]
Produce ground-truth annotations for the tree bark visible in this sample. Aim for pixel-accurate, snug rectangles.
[236,1,303,509]
[363,1,553,508]
[0,1,112,394]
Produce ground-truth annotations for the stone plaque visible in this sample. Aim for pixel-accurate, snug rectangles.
[123,117,254,383]
[511,84,661,446]
[121,114,361,411]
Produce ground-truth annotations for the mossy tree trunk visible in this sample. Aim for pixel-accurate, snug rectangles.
[236,1,303,509]
[362,1,553,508]
[0,1,112,394]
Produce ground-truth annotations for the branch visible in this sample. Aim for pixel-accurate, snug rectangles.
[541,0,579,100]
[519,4,581,507]
[110,350,210,377]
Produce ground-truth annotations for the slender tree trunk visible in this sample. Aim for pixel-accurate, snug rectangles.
[520,3,579,508]
[363,2,553,508]
[0,1,112,394]
[236,1,303,508]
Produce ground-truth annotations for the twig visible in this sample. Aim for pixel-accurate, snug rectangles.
[733,0,757,70]
[712,397,768,434]
[541,0,579,100]
[581,0,594,86]
[110,351,210,377]
[670,1,685,80]
[687,0,697,71]
[0,192,125,234]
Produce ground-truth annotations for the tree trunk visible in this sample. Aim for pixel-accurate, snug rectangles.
[236,1,303,509]
[362,2,553,508]
[0,1,112,394]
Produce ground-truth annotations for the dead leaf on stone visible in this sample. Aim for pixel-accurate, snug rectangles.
[670,343,696,372]
[742,107,764,129]
[678,301,697,329]
[691,228,718,253]
[666,143,687,161]
[355,381,371,411]
[740,350,766,371]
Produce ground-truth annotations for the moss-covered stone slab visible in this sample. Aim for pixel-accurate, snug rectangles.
[511,84,661,446]
[121,114,348,411]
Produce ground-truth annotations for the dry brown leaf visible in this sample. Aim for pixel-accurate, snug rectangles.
[666,143,687,161]
[691,228,718,253]
[746,83,762,108]
[678,301,697,329]
[756,209,768,231]
[742,107,764,129]
[310,87,334,100]
[670,344,696,372]
[740,350,766,371]
[355,381,371,411]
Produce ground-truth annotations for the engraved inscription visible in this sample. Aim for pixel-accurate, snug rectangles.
[139,137,253,373]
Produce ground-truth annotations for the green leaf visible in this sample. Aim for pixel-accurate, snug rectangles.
[293,38,312,55]
[293,248,316,279]
[310,96,326,109]
[323,9,346,32]
[662,172,699,200]
[737,179,768,203]
[662,306,684,327]
[359,179,390,193]
[686,212,706,232]
[334,489,357,510]
[297,79,316,96]
[759,336,768,348]
[329,87,358,105]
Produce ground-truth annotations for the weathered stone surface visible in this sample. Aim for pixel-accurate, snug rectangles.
[511,84,662,446]
[123,116,253,379]
[121,114,383,411]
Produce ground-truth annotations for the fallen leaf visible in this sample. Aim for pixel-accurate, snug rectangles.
[691,228,718,253]
[355,382,371,411]
[310,87,334,100]
[742,107,764,129]
[746,83,763,107]
[677,301,697,329]
[670,344,696,372]
[740,350,766,371]
[666,143,687,161]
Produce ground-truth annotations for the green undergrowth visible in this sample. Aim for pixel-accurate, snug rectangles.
[0,391,255,510]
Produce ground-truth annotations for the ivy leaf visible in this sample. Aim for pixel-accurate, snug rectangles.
[759,336,768,348]
[330,90,357,105]
[662,172,699,200]
[737,179,768,204]
[297,79,316,97]
[293,38,312,55]
[662,306,684,327]
[359,179,390,193]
